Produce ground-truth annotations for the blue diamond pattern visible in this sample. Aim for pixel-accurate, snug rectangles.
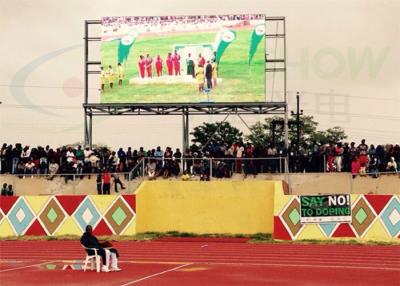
[73,197,101,231]
[380,197,400,237]
[8,198,35,235]
[319,223,337,237]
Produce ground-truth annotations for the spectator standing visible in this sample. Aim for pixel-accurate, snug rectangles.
[334,143,344,172]
[11,144,21,174]
[103,170,111,195]
[351,157,360,179]
[96,173,103,195]
[112,173,126,193]
[1,183,8,196]
[7,185,14,196]
[236,143,244,173]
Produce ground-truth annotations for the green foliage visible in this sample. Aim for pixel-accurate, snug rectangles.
[245,115,347,149]
[191,122,243,147]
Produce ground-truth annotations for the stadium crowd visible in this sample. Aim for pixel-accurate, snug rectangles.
[102,15,264,36]
[1,140,399,181]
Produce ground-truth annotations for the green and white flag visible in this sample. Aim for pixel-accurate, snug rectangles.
[214,29,236,64]
[118,29,139,64]
[248,24,265,65]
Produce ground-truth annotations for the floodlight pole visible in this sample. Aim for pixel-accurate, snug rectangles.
[283,18,289,149]
[182,110,189,152]
[84,20,90,147]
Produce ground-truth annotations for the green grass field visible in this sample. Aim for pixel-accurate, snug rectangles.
[100,28,265,103]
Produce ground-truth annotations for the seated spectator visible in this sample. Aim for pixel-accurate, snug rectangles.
[386,157,397,173]
[25,160,35,176]
[181,171,190,181]
[48,160,59,180]
[80,225,121,272]
[1,183,8,196]
[147,159,157,180]
[16,161,25,178]
[368,156,379,178]
[66,147,75,163]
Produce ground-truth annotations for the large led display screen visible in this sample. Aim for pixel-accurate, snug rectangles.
[100,15,265,103]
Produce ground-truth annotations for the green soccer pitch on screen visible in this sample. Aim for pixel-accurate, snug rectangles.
[100,15,266,104]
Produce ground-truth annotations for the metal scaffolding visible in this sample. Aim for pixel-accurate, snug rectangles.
[83,17,288,150]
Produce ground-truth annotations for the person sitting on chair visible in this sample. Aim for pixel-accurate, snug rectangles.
[80,225,121,272]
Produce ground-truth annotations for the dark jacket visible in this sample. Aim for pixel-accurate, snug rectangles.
[80,232,103,255]
[205,63,212,79]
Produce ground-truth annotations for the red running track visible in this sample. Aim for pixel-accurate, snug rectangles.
[0,240,399,286]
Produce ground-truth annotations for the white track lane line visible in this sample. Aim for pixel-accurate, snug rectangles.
[0,260,58,273]
[119,263,194,286]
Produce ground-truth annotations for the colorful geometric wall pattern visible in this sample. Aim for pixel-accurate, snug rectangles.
[273,191,400,242]
[0,195,136,237]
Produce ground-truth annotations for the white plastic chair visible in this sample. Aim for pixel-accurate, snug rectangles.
[82,245,101,272]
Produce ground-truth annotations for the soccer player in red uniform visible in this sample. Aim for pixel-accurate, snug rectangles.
[155,55,163,77]
[198,53,206,67]
[145,54,153,78]
[138,55,145,78]
[166,52,173,76]
[172,50,181,75]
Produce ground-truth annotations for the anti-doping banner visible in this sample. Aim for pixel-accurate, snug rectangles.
[300,194,352,223]
[117,29,139,64]
[215,29,236,64]
[248,24,265,64]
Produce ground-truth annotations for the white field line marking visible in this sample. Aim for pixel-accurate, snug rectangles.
[0,260,58,273]
[204,261,400,271]
[119,263,193,286]
[3,254,398,265]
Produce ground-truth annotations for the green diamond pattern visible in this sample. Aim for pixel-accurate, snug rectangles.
[355,208,368,224]
[47,208,58,223]
[289,208,300,225]
[112,207,127,226]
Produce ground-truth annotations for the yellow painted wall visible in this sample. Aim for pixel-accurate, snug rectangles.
[136,180,280,234]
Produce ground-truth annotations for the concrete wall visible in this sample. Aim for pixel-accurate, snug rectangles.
[1,173,398,196]
[0,175,139,196]
[135,181,279,235]
[0,195,136,237]
[273,188,400,242]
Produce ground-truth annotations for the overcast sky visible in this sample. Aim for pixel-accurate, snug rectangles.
[0,0,399,150]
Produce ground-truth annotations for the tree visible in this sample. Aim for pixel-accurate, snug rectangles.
[245,115,318,148]
[245,115,347,149]
[309,127,347,145]
[191,122,243,148]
